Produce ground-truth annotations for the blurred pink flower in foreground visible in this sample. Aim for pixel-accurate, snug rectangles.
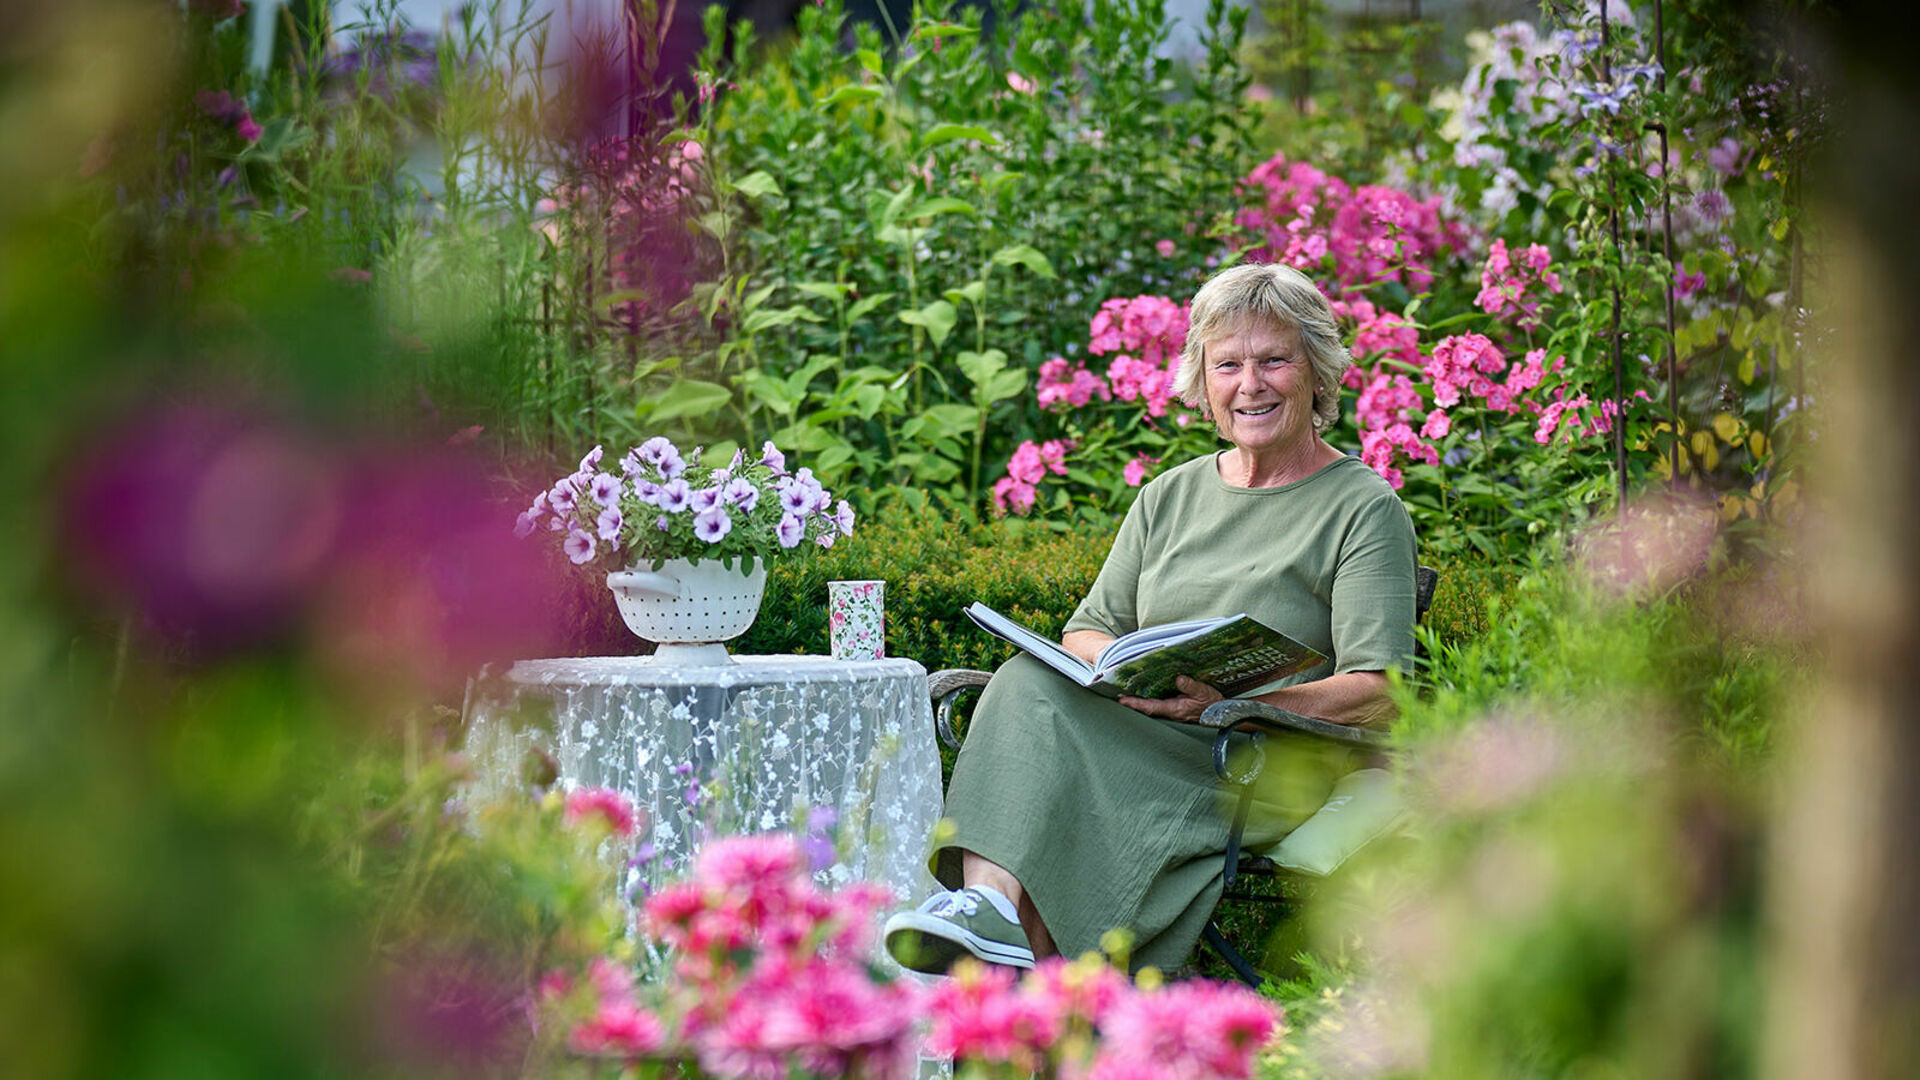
[553,833,1281,1078]
[564,787,642,838]
[1574,492,1718,599]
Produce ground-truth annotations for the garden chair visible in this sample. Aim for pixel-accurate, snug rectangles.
[925,565,1438,986]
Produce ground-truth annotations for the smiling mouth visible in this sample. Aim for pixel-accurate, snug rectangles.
[1234,404,1278,416]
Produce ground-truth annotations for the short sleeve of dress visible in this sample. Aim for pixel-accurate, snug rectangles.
[1064,488,1152,638]
[1329,491,1418,674]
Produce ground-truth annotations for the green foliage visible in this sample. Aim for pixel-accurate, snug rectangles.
[737,510,1114,672]
[610,0,1260,508]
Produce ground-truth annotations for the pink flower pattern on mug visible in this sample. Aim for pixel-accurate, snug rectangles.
[828,580,884,660]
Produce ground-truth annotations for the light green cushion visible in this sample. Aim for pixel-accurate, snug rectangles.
[1264,768,1406,877]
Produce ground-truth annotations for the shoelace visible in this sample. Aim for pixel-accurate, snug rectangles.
[924,890,980,918]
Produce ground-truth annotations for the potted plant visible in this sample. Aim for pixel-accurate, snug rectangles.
[517,439,853,663]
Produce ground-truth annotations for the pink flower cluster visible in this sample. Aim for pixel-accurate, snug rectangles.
[1333,296,1423,374]
[572,835,918,1078]
[1474,239,1563,327]
[1085,295,1190,419]
[1037,357,1112,410]
[991,439,1071,515]
[553,834,1284,1079]
[1236,153,1466,291]
[1352,332,1626,488]
[563,786,640,838]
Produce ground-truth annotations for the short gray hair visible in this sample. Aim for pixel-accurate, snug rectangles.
[1174,263,1351,433]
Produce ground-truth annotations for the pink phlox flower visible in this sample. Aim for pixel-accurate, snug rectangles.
[1420,409,1451,440]
[1123,453,1160,488]
[1507,348,1549,394]
[1038,440,1072,476]
[1037,357,1112,410]
[1155,238,1177,258]
[1006,71,1037,94]
[1086,296,1189,367]
[565,787,639,837]
[992,476,1038,516]
[1007,441,1050,484]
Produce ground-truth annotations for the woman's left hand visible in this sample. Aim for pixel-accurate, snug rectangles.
[1118,676,1226,724]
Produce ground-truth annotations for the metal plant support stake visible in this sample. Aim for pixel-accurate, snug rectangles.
[1653,0,1680,486]
[1601,2,1629,504]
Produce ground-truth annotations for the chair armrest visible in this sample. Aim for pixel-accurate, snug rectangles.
[1197,699,1391,750]
[928,668,994,751]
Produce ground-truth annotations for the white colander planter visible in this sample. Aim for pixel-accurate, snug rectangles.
[606,557,767,666]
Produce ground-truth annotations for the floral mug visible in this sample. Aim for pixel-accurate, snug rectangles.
[828,580,885,661]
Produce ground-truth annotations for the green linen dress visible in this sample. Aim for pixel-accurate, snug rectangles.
[936,452,1417,971]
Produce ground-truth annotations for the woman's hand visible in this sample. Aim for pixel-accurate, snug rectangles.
[1118,676,1226,724]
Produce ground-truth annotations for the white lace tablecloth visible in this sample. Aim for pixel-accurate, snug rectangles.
[463,655,942,913]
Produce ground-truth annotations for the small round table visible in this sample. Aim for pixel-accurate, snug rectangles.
[463,655,942,914]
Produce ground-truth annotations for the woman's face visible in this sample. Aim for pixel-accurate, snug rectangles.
[1201,320,1318,459]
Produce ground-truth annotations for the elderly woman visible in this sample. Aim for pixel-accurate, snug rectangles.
[883,263,1418,974]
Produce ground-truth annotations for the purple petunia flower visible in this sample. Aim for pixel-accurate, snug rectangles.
[636,436,675,467]
[776,513,805,549]
[816,530,837,549]
[632,480,662,506]
[548,479,578,515]
[579,445,604,473]
[835,499,856,537]
[589,472,621,507]
[656,479,692,513]
[693,507,732,543]
[563,529,596,564]
[655,514,670,531]
[597,506,623,541]
[619,448,645,477]
[759,441,786,473]
[778,480,812,516]
[657,447,686,480]
[722,477,759,512]
[690,485,724,514]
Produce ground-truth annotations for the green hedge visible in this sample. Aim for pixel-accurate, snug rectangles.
[735,513,1113,672]
[733,509,1521,673]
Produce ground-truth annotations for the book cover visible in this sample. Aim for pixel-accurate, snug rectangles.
[963,604,1327,701]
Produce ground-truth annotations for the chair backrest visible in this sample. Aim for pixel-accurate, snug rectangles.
[1415,565,1439,623]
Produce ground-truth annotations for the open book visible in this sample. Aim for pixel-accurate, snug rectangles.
[964,603,1328,700]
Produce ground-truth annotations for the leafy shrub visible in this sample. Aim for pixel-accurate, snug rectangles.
[737,511,1113,672]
